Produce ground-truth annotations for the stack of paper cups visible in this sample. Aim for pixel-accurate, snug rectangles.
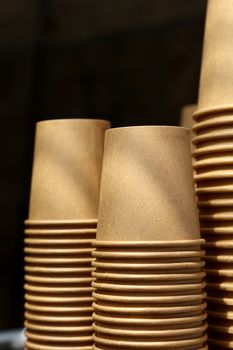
[92,126,207,350]
[193,0,233,348]
[24,119,110,350]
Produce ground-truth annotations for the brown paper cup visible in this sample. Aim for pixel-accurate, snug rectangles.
[25,331,93,343]
[197,0,233,112]
[28,119,110,221]
[97,127,199,241]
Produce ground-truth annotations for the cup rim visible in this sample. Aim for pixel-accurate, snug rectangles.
[93,240,204,247]
[25,219,97,227]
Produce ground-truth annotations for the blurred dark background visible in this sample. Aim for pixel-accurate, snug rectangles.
[0,0,206,330]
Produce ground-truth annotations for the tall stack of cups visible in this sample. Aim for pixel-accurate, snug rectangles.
[192,0,233,348]
[92,126,208,350]
[24,119,110,350]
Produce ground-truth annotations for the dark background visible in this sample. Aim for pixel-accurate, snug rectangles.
[0,0,206,329]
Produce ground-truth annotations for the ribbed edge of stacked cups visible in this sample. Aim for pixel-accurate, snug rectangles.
[92,126,207,350]
[24,119,110,350]
[193,0,233,347]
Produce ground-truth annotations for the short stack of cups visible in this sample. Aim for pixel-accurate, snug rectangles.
[24,119,110,350]
[192,0,233,348]
[92,126,208,350]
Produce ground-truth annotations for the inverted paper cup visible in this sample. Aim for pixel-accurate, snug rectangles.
[197,0,233,112]
[97,127,199,242]
[28,119,110,221]
[93,333,207,349]
[24,238,95,246]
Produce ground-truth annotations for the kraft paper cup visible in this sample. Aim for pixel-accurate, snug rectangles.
[197,0,233,112]
[97,127,200,242]
[28,119,110,221]
[24,256,94,265]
